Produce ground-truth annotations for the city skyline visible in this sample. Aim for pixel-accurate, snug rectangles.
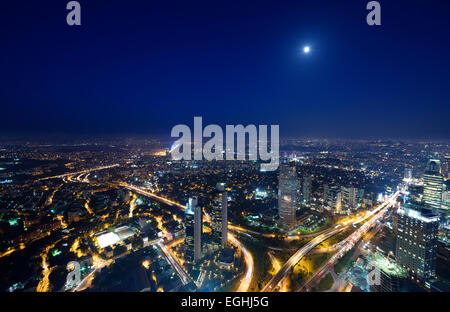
[0,135,448,294]
[1,0,450,301]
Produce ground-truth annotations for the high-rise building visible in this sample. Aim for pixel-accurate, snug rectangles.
[211,182,228,248]
[193,201,202,262]
[407,184,424,204]
[443,158,449,177]
[323,184,329,203]
[404,167,413,180]
[341,186,359,210]
[302,175,312,205]
[185,197,202,263]
[185,201,195,263]
[326,185,342,214]
[442,181,450,211]
[278,161,299,230]
[395,205,439,281]
[423,159,443,211]
[165,148,171,160]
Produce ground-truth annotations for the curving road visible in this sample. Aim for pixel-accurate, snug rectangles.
[228,233,254,292]
[261,227,345,292]
[158,242,193,285]
[297,192,399,292]
[121,183,253,292]
[38,164,119,181]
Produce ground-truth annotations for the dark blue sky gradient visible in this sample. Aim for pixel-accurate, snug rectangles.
[1,0,449,139]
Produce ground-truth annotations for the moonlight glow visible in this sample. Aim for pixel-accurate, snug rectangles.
[303,46,311,54]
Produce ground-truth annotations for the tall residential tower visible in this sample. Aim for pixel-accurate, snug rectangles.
[302,175,312,205]
[185,197,203,263]
[211,182,228,249]
[423,159,443,211]
[278,161,299,230]
[396,205,439,281]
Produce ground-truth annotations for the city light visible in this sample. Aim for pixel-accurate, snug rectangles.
[0,1,448,298]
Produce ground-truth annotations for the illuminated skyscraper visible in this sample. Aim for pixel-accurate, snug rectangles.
[326,185,342,214]
[443,158,449,177]
[442,181,450,211]
[185,197,202,263]
[423,159,443,210]
[404,167,412,180]
[302,175,312,205]
[278,161,299,230]
[211,182,228,249]
[323,184,329,202]
[396,205,439,281]
[341,186,360,210]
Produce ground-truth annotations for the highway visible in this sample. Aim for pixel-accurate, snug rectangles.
[66,178,398,293]
[121,182,213,223]
[158,242,193,285]
[121,182,187,211]
[72,239,163,292]
[38,164,119,181]
[267,251,288,292]
[262,191,400,292]
[229,223,333,241]
[228,233,254,292]
[297,191,400,292]
[120,183,254,292]
[228,224,277,238]
[261,227,345,292]
[72,257,113,292]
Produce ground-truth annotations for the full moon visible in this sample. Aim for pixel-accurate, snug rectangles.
[303,46,311,54]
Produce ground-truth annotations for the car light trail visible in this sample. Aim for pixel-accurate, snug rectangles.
[122,182,257,293]
[84,198,93,215]
[158,242,192,285]
[121,183,211,223]
[228,233,254,292]
[38,164,119,181]
[128,192,138,218]
[298,191,400,291]
[268,252,288,292]
[262,227,345,292]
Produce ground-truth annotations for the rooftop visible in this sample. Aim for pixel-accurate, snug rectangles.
[373,252,408,278]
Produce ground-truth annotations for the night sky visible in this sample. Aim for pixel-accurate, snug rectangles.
[1,0,450,140]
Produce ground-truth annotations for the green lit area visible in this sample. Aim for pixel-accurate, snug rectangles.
[373,252,408,278]
[9,218,20,226]
[51,249,62,257]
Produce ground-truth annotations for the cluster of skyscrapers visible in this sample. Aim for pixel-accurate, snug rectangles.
[393,159,448,287]
[277,157,448,290]
[277,159,365,231]
[184,183,228,264]
[323,184,363,214]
